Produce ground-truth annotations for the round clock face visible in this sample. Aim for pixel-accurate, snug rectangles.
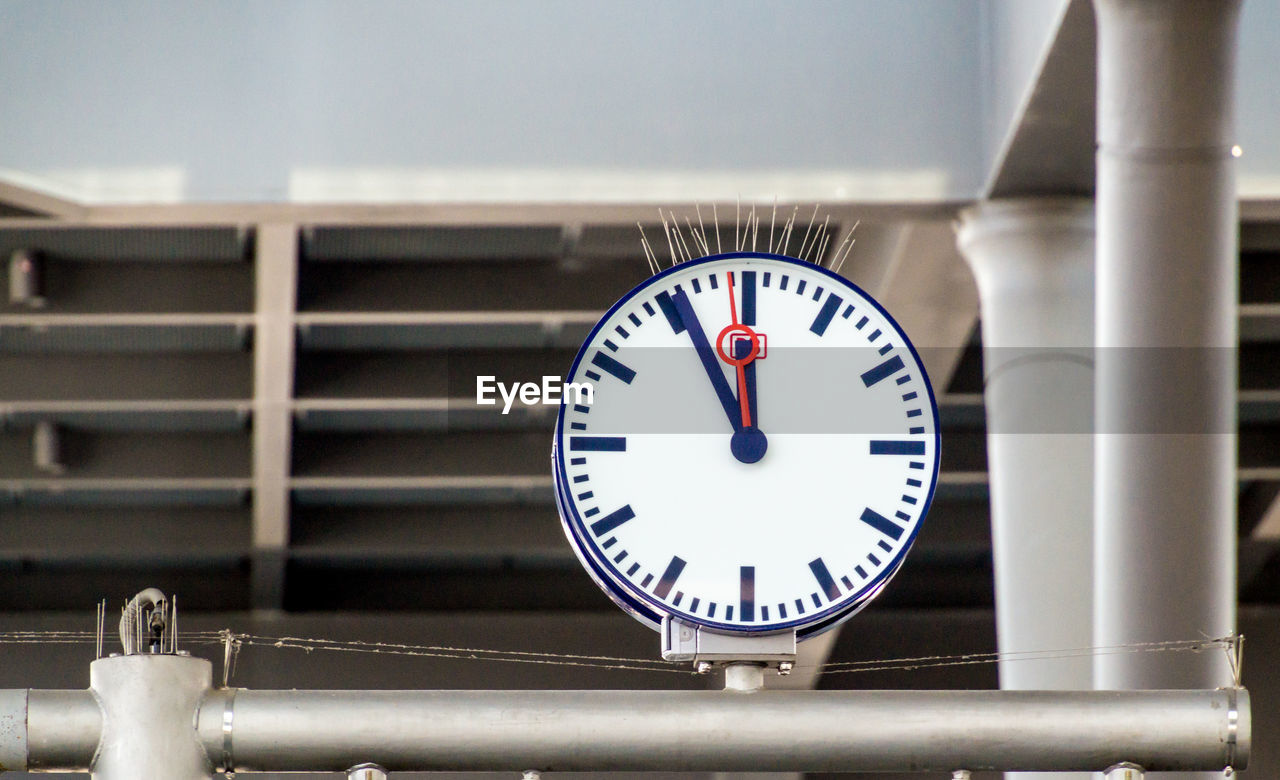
[552,252,940,637]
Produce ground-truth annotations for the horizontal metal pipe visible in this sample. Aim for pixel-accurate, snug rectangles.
[25,690,101,771]
[196,688,1248,773]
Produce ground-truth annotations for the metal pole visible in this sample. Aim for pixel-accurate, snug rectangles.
[192,688,1245,774]
[958,197,1095,780]
[2,685,1249,774]
[956,198,1095,694]
[1093,0,1241,692]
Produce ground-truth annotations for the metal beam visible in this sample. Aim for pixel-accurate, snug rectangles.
[985,0,1097,198]
[251,224,299,610]
[0,676,1250,774]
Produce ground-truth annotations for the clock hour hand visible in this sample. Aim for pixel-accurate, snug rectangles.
[670,288,742,432]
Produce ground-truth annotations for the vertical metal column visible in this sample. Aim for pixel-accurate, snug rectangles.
[957,198,1095,780]
[89,655,214,780]
[1093,0,1241,696]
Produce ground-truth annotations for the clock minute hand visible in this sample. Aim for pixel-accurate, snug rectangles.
[670,288,743,432]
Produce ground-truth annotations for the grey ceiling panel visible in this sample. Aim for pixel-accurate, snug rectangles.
[3,483,250,507]
[292,481,555,506]
[0,322,250,352]
[297,321,590,350]
[0,226,246,261]
[303,226,564,261]
[4,405,249,431]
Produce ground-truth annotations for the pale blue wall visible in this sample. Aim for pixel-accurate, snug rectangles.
[0,0,985,202]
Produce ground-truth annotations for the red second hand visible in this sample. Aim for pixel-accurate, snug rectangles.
[726,272,752,428]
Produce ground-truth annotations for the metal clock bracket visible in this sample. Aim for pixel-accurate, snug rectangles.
[661,616,797,673]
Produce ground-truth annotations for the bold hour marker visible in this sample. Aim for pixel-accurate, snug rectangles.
[590,504,635,536]
[870,440,925,456]
[654,556,686,599]
[591,352,636,384]
[741,271,756,326]
[740,566,756,622]
[570,436,626,452]
[809,293,844,336]
[655,291,685,334]
[860,507,904,541]
[861,355,905,387]
[808,557,841,601]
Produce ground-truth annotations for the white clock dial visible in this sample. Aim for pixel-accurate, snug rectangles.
[553,252,940,637]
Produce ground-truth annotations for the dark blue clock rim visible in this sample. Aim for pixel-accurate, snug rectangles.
[552,251,943,638]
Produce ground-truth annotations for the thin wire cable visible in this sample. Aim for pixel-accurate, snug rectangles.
[0,630,1240,680]
[819,635,1235,675]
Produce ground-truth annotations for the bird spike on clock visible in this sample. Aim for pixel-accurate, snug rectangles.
[553,199,939,648]
[637,200,860,277]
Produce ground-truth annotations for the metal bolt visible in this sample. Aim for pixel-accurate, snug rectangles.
[695,660,713,674]
[777,661,794,676]
[348,763,388,780]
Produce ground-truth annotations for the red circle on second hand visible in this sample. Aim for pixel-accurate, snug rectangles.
[716,324,761,366]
